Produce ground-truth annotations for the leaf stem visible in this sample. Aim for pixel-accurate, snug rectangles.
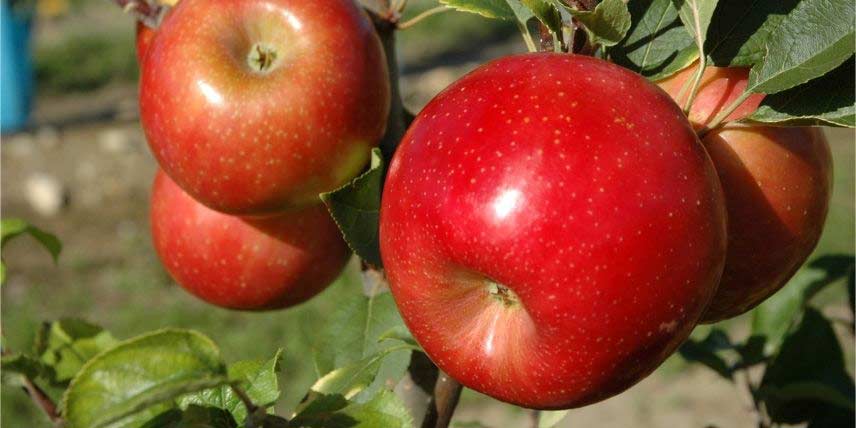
[698,90,753,137]
[421,370,463,428]
[397,6,449,30]
[518,21,538,53]
[683,57,707,113]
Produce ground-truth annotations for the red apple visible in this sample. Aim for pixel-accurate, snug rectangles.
[135,21,155,66]
[379,53,727,409]
[150,170,350,310]
[658,63,832,322]
[140,0,390,215]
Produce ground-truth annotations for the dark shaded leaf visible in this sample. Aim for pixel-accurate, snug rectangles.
[321,149,384,267]
[760,309,855,424]
[610,0,698,79]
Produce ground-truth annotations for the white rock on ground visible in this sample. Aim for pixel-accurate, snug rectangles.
[25,173,68,217]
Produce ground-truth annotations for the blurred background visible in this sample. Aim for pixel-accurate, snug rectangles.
[1,0,853,427]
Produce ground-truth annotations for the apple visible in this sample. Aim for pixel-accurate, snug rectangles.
[135,21,155,65]
[140,0,390,215]
[150,170,350,310]
[379,53,727,409]
[658,63,832,322]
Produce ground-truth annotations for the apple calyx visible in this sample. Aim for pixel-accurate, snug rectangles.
[247,43,280,74]
[486,280,520,308]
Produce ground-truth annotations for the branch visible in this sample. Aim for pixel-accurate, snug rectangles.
[421,370,463,428]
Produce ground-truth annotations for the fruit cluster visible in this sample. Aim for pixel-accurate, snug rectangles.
[136,0,831,411]
[137,0,390,310]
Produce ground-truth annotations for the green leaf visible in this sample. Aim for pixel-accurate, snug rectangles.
[672,0,718,54]
[678,329,734,379]
[564,0,632,47]
[705,0,802,66]
[438,0,516,19]
[35,318,119,385]
[310,344,416,400]
[610,0,699,79]
[321,148,384,267]
[63,329,228,428]
[311,265,414,402]
[747,58,855,127]
[522,0,563,35]
[180,349,283,423]
[759,308,855,424]
[747,0,855,94]
[290,390,413,428]
[752,255,855,356]
[140,406,238,428]
[538,410,569,427]
[1,218,61,262]
[1,353,49,382]
[1,218,62,283]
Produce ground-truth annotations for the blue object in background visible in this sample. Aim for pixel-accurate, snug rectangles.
[1,1,34,133]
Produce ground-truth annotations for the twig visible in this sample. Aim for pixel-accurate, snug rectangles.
[1,348,62,425]
[529,409,541,428]
[398,6,449,30]
[738,369,770,428]
[21,377,62,425]
[421,370,463,428]
[230,383,259,415]
[368,12,408,161]
[111,0,166,28]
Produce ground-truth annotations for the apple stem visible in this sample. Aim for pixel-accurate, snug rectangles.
[682,57,707,113]
[421,371,463,428]
[539,23,555,52]
[698,90,753,137]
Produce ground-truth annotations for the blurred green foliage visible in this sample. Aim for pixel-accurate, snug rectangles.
[34,33,137,94]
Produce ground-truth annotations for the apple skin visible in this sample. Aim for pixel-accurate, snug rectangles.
[658,64,832,322]
[140,0,390,215]
[379,53,727,409]
[657,62,765,128]
[135,21,155,66]
[150,170,350,310]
